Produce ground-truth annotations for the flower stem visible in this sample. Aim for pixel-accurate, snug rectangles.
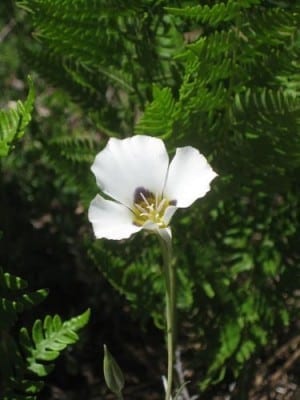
[159,231,176,400]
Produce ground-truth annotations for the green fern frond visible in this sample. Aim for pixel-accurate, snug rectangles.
[166,0,260,26]
[244,8,297,45]
[48,132,96,164]
[0,267,28,291]
[235,340,256,363]
[177,29,235,61]
[63,60,134,93]
[19,0,187,135]
[135,86,175,138]
[0,79,34,157]
[18,0,138,23]
[0,268,48,330]
[233,88,299,115]
[19,309,90,377]
[3,378,44,400]
[0,268,47,400]
[199,320,241,391]
[0,269,89,398]
[166,2,238,26]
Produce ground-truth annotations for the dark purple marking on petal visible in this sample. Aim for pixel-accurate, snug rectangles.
[134,187,154,203]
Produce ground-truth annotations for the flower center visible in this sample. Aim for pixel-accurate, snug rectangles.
[132,187,172,228]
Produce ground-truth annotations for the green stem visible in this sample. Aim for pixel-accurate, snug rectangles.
[159,232,176,400]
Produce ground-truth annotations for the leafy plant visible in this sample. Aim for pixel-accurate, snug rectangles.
[0,88,90,398]
[0,78,34,157]
[0,262,90,399]
[2,0,300,397]
[20,309,91,378]
[0,268,47,396]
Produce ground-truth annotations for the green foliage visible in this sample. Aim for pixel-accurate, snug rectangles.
[0,79,34,157]
[135,86,176,139]
[0,268,48,398]
[20,309,90,377]
[89,237,194,329]
[185,190,299,390]
[2,0,300,397]
[0,268,48,330]
[18,0,183,134]
[90,1,300,393]
[0,76,90,397]
[45,129,98,207]
[0,266,90,399]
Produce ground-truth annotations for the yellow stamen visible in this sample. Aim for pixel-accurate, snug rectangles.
[132,187,173,228]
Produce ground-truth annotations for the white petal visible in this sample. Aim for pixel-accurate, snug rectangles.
[158,227,172,243]
[91,135,169,208]
[88,194,141,240]
[164,147,217,208]
[163,205,177,225]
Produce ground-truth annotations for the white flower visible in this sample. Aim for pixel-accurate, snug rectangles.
[88,135,217,240]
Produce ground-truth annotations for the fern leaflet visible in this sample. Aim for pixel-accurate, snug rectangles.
[135,86,175,138]
[0,79,34,157]
[19,309,90,377]
[0,268,48,330]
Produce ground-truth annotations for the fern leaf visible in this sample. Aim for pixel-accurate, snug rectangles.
[48,132,96,164]
[177,30,235,62]
[5,377,44,397]
[233,88,299,115]
[0,267,28,291]
[244,8,297,44]
[166,0,260,26]
[0,269,48,330]
[0,79,34,157]
[20,309,90,377]
[20,290,48,310]
[134,86,175,138]
[199,321,241,391]
[236,340,256,363]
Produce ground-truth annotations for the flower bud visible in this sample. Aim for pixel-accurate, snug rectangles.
[103,344,125,396]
